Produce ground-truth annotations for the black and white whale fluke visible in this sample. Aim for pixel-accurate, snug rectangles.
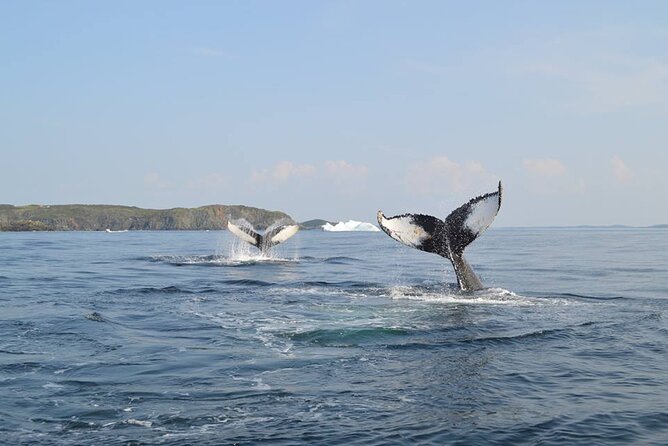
[377,181,502,292]
[227,219,299,253]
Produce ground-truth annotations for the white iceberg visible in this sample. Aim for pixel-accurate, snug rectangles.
[322,220,380,232]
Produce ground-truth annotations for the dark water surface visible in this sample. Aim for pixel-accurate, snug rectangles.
[1,229,666,445]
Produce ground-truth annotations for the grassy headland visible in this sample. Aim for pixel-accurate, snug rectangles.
[0,204,293,231]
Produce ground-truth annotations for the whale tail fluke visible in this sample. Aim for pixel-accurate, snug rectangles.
[442,181,502,256]
[376,212,450,257]
[377,182,502,291]
[227,219,299,251]
[227,220,262,247]
[263,223,300,247]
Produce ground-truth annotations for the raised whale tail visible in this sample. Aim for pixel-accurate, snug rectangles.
[377,181,502,291]
[227,219,299,252]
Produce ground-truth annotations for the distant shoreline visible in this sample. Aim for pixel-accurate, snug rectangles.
[0,204,294,232]
[1,204,665,232]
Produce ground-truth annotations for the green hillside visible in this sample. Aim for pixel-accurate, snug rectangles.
[299,219,334,230]
[0,204,293,231]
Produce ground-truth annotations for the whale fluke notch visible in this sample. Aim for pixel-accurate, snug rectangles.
[227,219,299,252]
[377,181,502,291]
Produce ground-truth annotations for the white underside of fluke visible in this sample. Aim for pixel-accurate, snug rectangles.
[377,211,430,248]
[464,192,501,235]
[270,225,299,244]
[227,222,258,246]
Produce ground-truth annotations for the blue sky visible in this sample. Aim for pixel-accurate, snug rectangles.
[2,1,667,226]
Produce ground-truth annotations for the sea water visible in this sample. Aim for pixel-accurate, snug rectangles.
[1,228,666,445]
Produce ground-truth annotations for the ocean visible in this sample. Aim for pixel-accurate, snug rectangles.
[1,228,666,445]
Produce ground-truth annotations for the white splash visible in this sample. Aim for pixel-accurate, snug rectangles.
[125,419,153,428]
[226,233,292,263]
[387,285,536,305]
[322,220,380,232]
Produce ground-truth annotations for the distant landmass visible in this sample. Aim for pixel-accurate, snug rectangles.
[0,204,293,232]
[1,205,665,232]
[299,219,335,230]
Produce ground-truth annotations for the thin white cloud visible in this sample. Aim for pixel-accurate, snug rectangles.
[523,158,567,177]
[323,160,369,195]
[514,26,668,113]
[610,155,634,183]
[272,161,316,182]
[249,160,368,197]
[523,57,668,113]
[325,160,368,179]
[405,156,495,194]
[251,161,316,185]
[522,158,587,195]
[404,26,668,114]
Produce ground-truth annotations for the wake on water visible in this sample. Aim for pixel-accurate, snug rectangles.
[149,240,539,306]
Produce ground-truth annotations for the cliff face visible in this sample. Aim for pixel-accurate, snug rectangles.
[0,204,293,231]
